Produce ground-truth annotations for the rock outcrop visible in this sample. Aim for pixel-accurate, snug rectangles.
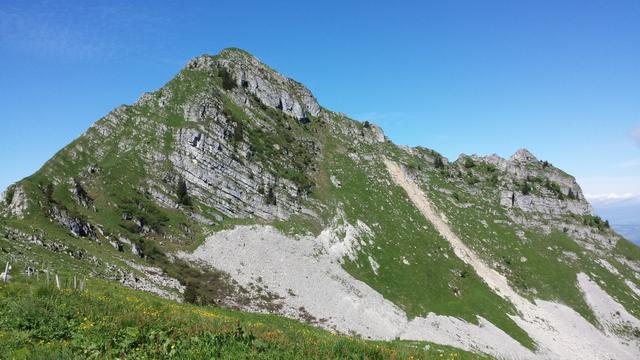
[5,185,29,219]
[169,125,310,220]
[49,206,96,238]
[186,49,321,121]
[499,191,591,215]
[478,149,592,216]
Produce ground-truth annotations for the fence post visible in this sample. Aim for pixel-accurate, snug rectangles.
[3,262,9,283]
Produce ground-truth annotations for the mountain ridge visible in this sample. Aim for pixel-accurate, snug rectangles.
[1,48,639,359]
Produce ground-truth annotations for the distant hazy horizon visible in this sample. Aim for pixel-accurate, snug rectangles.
[593,199,640,245]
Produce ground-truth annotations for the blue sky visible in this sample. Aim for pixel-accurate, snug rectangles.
[1,0,639,208]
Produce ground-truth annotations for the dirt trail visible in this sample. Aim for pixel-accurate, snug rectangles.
[384,158,640,360]
[384,159,519,301]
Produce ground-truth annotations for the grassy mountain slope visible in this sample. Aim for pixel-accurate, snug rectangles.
[1,48,639,358]
[0,271,481,359]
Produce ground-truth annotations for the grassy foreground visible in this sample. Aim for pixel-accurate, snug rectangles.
[0,276,488,360]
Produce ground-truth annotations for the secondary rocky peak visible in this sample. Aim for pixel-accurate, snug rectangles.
[461,149,592,216]
[511,148,537,163]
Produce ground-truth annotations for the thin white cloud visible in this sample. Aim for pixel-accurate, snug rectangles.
[615,159,640,168]
[578,175,640,203]
[0,2,166,61]
[585,192,640,204]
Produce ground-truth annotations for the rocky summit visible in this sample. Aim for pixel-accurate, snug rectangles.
[1,48,639,359]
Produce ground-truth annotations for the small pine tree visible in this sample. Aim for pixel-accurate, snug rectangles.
[5,186,15,205]
[434,156,445,169]
[45,182,55,203]
[488,173,499,186]
[177,178,192,206]
[522,181,531,195]
[567,188,576,200]
[232,121,244,143]
[219,67,237,90]
[183,282,198,304]
[265,186,277,205]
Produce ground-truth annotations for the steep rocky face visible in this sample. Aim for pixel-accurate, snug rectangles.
[83,50,325,225]
[473,149,592,216]
[1,48,639,359]
[1,185,29,219]
[0,48,386,244]
[202,49,321,120]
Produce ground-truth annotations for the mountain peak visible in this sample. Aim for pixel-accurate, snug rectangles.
[219,47,255,57]
[511,148,537,163]
[217,47,263,67]
[182,48,321,120]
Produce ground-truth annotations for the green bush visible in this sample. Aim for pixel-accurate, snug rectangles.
[405,159,422,171]
[487,173,499,187]
[465,174,480,185]
[4,186,15,205]
[544,179,564,200]
[118,197,170,233]
[582,215,610,231]
[517,181,532,195]
[463,158,475,169]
